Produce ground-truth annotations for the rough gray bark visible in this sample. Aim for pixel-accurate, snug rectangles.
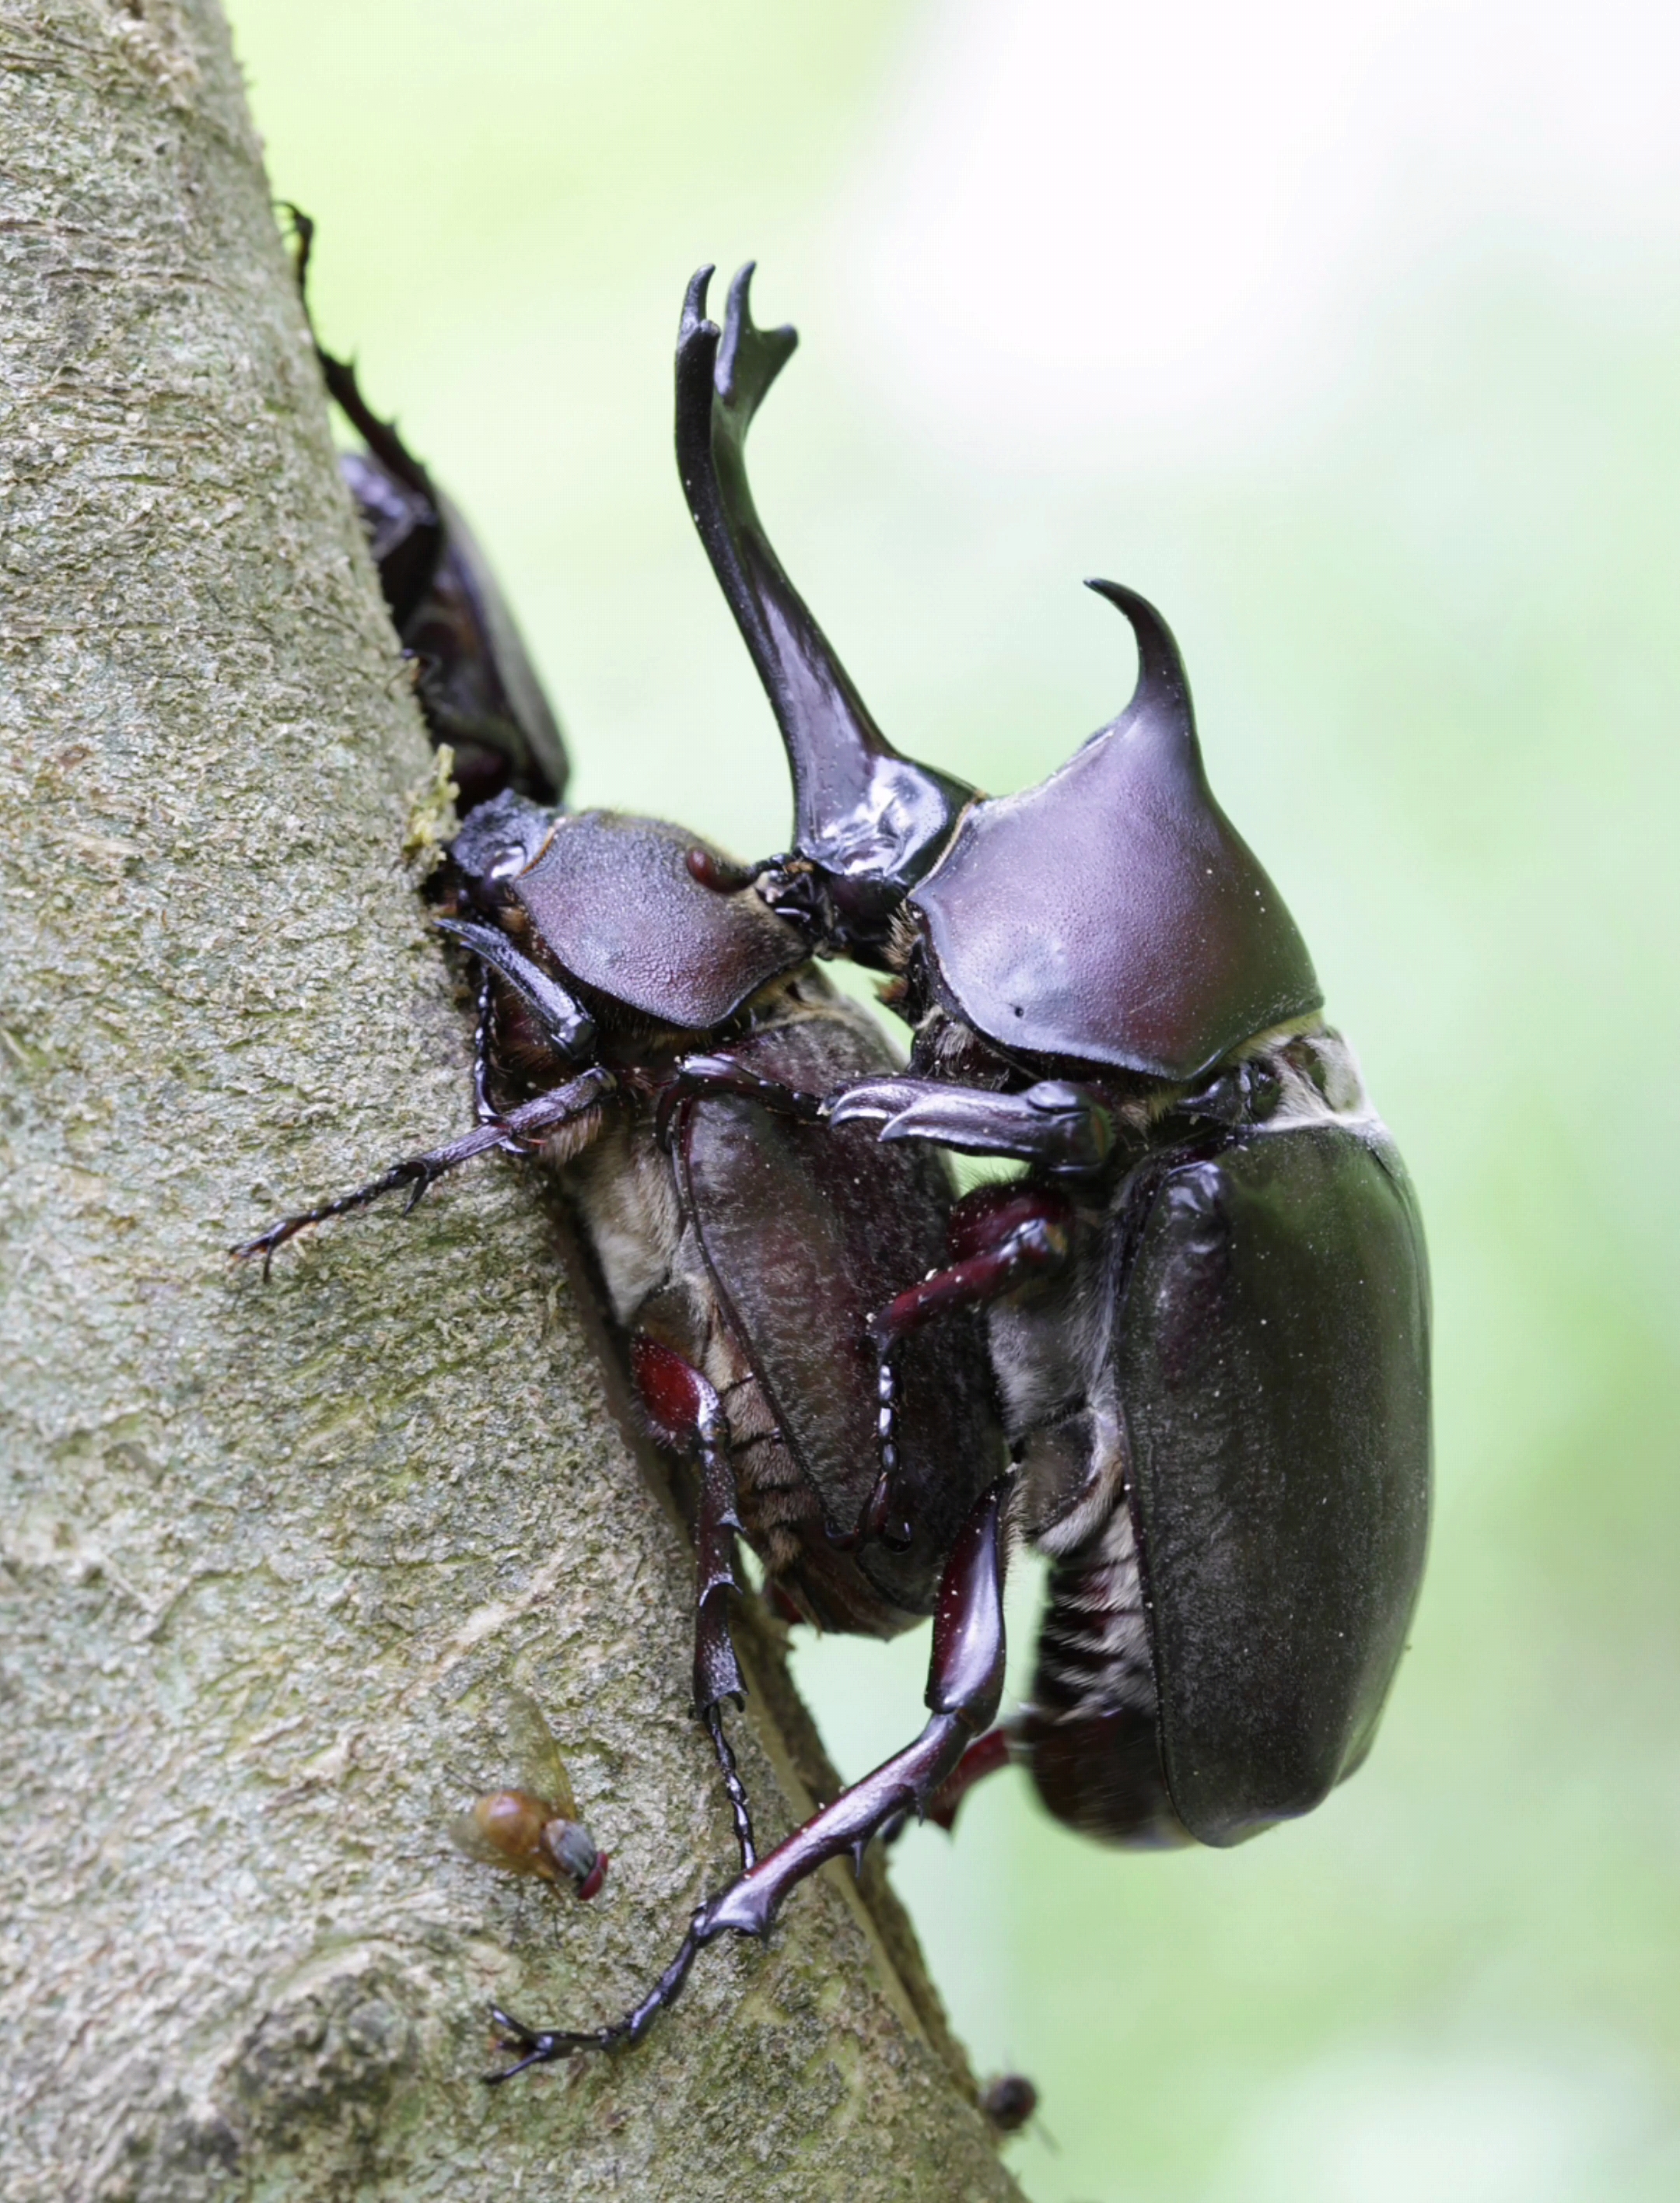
[0,5,1023,2197]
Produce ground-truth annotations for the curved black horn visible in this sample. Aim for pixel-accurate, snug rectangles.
[1080,577,1195,751]
[676,265,972,936]
[908,583,1321,1080]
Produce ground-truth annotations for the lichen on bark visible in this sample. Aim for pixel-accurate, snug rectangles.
[0,4,1021,2196]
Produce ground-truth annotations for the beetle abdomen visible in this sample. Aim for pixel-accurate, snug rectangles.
[1020,1493,1189,1847]
[1119,1115,1431,1846]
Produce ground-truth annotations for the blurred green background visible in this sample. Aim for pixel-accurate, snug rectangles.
[224,3,1680,2194]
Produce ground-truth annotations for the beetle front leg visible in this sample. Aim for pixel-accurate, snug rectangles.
[471,968,523,1154]
[437,919,596,1060]
[630,1338,757,1872]
[235,1068,614,1273]
[828,1076,1114,1173]
[484,1476,1012,2079]
[653,1052,825,1148]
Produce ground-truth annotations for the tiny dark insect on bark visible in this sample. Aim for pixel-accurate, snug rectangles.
[241,244,1430,2080]
[979,2073,1039,2136]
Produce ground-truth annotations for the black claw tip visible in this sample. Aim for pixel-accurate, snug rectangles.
[485,2005,559,2085]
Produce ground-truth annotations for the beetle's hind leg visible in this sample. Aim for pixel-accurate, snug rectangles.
[486,1930,705,2079]
[483,1476,1012,2079]
[629,1337,757,1871]
[234,1069,614,1273]
[922,1725,1014,1832]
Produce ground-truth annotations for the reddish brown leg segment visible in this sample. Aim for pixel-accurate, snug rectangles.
[632,1336,755,1872]
[924,1725,1014,1832]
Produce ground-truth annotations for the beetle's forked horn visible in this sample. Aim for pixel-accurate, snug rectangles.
[676,265,972,933]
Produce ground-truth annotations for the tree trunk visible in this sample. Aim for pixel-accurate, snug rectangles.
[0,5,1021,2196]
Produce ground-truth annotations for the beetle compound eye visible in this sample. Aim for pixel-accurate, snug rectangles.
[576,1853,610,1903]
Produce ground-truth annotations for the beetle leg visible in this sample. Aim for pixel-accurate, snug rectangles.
[705,1469,1007,1915]
[882,1724,1013,1846]
[629,1338,757,1872]
[233,1068,615,1273]
[923,1725,1014,1832]
[285,207,439,510]
[828,1077,1113,1175]
[842,1192,1073,1553]
[436,919,596,1061]
[485,1931,705,2078]
[473,968,525,1157]
[653,1051,824,1149]
[482,1477,1011,2079]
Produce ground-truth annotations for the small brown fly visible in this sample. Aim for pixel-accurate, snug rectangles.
[450,1689,607,1902]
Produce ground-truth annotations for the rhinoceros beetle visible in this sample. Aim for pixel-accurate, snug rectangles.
[418,268,1432,2082]
[660,264,1433,1861]
[243,255,1430,2082]
[240,257,1006,2010]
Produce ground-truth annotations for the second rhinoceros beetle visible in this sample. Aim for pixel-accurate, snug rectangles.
[245,254,1430,2082]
